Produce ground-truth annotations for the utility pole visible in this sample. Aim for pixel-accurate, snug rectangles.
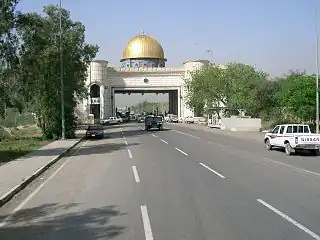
[316,8,319,133]
[59,0,65,139]
[206,49,213,63]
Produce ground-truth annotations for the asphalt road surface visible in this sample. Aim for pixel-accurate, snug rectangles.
[1,122,320,239]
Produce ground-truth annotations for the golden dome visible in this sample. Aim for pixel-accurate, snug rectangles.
[121,34,166,61]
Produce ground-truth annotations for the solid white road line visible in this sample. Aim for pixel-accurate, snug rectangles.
[132,166,140,183]
[0,140,88,228]
[257,199,320,240]
[127,149,133,159]
[124,140,128,145]
[160,139,168,144]
[263,157,320,177]
[175,147,188,156]
[172,129,200,139]
[199,162,226,179]
[151,134,157,137]
[141,205,154,240]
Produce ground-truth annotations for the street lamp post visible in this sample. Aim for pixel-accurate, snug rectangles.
[59,0,65,139]
[206,49,213,63]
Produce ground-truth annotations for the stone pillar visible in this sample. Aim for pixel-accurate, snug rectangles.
[100,85,104,119]
[173,90,178,115]
[112,88,116,116]
[169,91,173,114]
[178,87,181,118]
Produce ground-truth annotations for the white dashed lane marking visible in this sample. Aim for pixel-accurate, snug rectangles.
[174,147,188,156]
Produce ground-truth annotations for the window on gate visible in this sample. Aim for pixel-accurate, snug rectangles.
[90,84,100,98]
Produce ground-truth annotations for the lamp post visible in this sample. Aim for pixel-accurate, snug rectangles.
[59,0,65,139]
[206,49,213,63]
[316,8,319,133]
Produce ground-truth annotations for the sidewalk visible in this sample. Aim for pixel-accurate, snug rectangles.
[0,138,83,206]
[169,123,265,142]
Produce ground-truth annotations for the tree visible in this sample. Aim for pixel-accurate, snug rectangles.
[0,0,23,118]
[278,72,316,122]
[224,63,269,117]
[16,5,99,139]
[185,63,269,117]
[186,65,228,115]
[255,79,282,120]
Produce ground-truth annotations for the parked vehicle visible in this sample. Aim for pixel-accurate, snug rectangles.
[145,115,164,131]
[100,119,109,125]
[264,124,320,155]
[184,116,194,124]
[170,115,179,123]
[138,116,145,123]
[117,116,123,123]
[86,124,104,139]
[165,114,173,122]
[109,116,120,125]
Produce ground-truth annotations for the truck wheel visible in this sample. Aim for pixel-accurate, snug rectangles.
[285,143,293,155]
[265,139,273,150]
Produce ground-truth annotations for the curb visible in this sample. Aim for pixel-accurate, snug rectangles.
[0,137,84,207]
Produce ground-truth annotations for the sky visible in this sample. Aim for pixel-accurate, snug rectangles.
[16,0,320,106]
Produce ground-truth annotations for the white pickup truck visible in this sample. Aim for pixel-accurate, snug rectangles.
[264,124,320,155]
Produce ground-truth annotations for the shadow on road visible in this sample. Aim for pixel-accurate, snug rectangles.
[73,142,140,156]
[121,128,170,138]
[0,203,126,239]
[272,147,319,157]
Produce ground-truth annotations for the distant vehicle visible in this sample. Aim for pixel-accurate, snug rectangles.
[138,116,145,123]
[109,116,120,125]
[117,116,123,123]
[130,114,137,121]
[86,124,104,139]
[184,116,194,124]
[165,114,173,122]
[145,115,164,131]
[264,124,320,155]
[100,119,109,125]
[170,115,179,123]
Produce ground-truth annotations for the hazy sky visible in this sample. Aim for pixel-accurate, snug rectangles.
[17,0,320,105]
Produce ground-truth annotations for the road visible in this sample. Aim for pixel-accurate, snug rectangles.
[1,122,320,239]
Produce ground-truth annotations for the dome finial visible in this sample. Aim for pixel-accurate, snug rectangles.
[141,29,145,35]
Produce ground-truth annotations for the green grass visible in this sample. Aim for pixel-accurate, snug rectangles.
[0,125,52,164]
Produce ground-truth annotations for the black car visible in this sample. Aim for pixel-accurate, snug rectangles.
[85,124,104,139]
[145,115,164,131]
